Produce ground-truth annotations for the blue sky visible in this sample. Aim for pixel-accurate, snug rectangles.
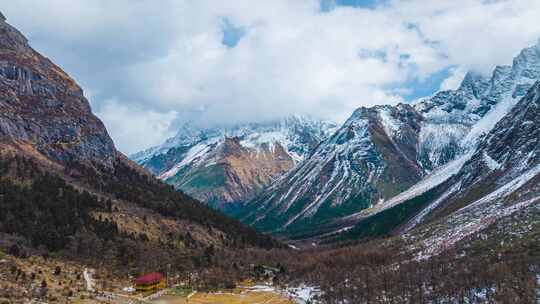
[403,67,453,101]
[320,0,381,11]
[2,0,539,153]
[221,17,246,48]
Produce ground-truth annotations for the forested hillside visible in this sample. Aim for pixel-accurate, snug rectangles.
[0,12,280,281]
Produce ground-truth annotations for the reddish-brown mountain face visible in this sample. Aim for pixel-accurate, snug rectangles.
[132,117,337,211]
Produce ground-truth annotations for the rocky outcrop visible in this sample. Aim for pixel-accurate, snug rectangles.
[0,17,117,169]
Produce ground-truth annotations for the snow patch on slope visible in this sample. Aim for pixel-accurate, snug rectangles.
[285,285,321,304]
[378,108,401,138]
[414,163,540,259]
[356,152,472,218]
[159,142,214,179]
[483,151,502,171]
[461,163,540,213]
[402,183,462,233]
[417,195,539,260]
[83,268,95,292]
[240,131,303,162]
[417,122,469,168]
[462,96,520,147]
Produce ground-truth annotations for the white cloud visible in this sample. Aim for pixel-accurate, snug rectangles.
[1,0,539,153]
[95,100,177,153]
[391,0,540,74]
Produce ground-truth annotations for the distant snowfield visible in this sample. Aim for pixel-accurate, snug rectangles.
[136,116,337,186]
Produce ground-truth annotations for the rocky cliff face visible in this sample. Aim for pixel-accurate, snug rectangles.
[415,40,540,170]
[450,81,539,197]
[131,116,337,211]
[0,18,117,169]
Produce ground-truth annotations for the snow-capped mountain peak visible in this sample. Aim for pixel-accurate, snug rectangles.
[415,39,540,171]
[130,115,337,210]
[240,40,540,237]
[240,103,424,233]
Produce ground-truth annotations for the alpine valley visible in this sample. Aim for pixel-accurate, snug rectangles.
[0,13,283,302]
[1,8,539,304]
[137,39,540,244]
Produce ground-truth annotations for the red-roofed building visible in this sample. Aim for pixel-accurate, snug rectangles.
[134,272,165,291]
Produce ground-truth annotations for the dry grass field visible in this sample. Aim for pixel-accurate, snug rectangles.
[187,291,293,304]
[154,289,294,304]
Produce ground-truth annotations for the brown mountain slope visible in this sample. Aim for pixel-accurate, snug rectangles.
[164,137,296,211]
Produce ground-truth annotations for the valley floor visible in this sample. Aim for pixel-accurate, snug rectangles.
[0,252,295,304]
[74,287,293,304]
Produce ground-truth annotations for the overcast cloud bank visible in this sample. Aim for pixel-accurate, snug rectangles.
[2,0,539,153]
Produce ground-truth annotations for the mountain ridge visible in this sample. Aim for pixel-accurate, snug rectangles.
[241,39,540,238]
[131,115,337,210]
